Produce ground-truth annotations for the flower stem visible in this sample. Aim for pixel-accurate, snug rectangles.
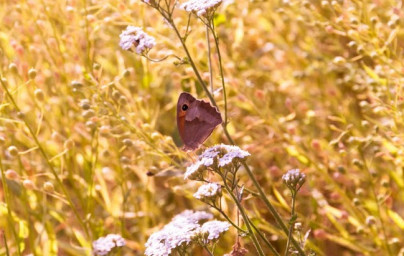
[285,192,297,256]
[206,25,214,94]
[221,174,265,256]
[208,21,228,127]
[248,218,280,256]
[203,245,215,256]
[212,205,247,233]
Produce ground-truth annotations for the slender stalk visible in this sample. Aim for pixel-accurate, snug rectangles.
[285,192,297,256]
[0,157,21,256]
[166,17,217,107]
[208,21,228,126]
[221,173,265,256]
[206,25,214,94]
[212,206,247,233]
[4,231,10,256]
[249,219,280,256]
[203,246,214,256]
[0,76,89,237]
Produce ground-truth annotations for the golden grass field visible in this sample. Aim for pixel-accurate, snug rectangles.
[1,0,404,255]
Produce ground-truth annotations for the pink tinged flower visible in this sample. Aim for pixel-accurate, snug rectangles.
[199,220,230,240]
[193,183,222,200]
[184,157,213,180]
[145,210,213,256]
[119,26,156,54]
[180,0,223,17]
[92,234,125,256]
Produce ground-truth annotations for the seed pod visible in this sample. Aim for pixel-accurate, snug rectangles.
[28,68,37,79]
[43,181,54,193]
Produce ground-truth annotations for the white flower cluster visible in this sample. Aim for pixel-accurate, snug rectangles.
[92,234,125,256]
[199,220,230,240]
[119,26,156,54]
[282,169,306,191]
[145,210,230,256]
[184,144,250,180]
[193,183,221,201]
[180,0,223,17]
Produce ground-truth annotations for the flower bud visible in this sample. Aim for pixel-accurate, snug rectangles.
[8,63,18,74]
[34,89,44,101]
[28,68,37,79]
[43,181,54,193]
[23,179,35,190]
[282,169,306,192]
[5,169,18,180]
[7,146,19,156]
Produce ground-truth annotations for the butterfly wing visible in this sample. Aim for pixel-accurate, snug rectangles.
[177,92,222,151]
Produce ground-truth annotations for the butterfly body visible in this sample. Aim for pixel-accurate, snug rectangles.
[177,92,222,151]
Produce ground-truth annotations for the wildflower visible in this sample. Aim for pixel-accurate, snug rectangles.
[181,0,223,17]
[145,210,218,256]
[199,220,230,241]
[282,169,306,192]
[172,210,213,224]
[93,234,125,256]
[119,26,156,54]
[184,157,213,180]
[193,183,222,201]
[201,144,250,169]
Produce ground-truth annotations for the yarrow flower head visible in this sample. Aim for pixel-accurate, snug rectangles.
[198,220,230,241]
[184,144,250,180]
[180,0,223,17]
[119,26,156,54]
[92,234,125,256]
[193,183,222,201]
[184,157,213,180]
[282,169,306,192]
[145,210,230,256]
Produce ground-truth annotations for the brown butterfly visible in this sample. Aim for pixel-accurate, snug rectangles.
[177,92,222,151]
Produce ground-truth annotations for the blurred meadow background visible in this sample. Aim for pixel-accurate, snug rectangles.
[1,0,404,255]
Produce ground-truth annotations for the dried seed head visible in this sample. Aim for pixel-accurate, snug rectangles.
[8,63,18,73]
[23,179,35,190]
[28,68,37,79]
[122,138,133,147]
[7,146,19,156]
[365,216,376,226]
[43,181,54,193]
[5,169,19,180]
[82,109,95,118]
[34,89,44,101]
[93,63,101,70]
[71,80,83,88]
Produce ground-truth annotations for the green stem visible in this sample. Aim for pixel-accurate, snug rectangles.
[206,25,214,94]
[249,218,280,256]
[208,21,228,127]
[0,76,89,237]
[285,192,297,256]
[221,174,265,256]
[167,17,217,108]
[203,246,214,256]
[4,231,10,256]
[0,157,21,256]
[213,205,247,233]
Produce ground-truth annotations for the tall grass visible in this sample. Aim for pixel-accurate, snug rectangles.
[1,0,404,255]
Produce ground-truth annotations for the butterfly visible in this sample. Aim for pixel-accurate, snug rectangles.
[176,92,222,151]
